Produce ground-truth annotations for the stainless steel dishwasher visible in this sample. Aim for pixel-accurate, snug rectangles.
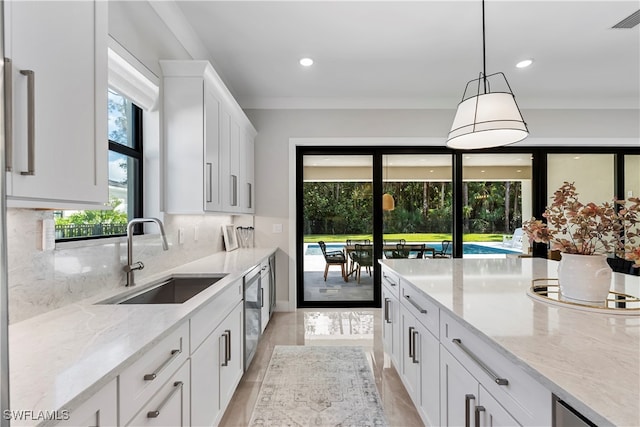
[243,266,261,370]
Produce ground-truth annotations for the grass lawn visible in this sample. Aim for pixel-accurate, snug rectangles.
[304,233,507,243]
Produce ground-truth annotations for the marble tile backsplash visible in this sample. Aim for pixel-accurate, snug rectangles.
[6,209,236,324]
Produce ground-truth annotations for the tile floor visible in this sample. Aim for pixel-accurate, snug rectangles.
[219,308,423,427]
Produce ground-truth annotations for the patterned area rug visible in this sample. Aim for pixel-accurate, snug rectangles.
[249,345,389,427]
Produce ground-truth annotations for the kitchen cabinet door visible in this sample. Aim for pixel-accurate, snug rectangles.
[4,0,108,208]
[400,305,420,399]
[54,378,117,427]
[188,301,242,425]
[418,323,440,427]
[381,284,400,369]
[191,320,223,426]
[204,81,222,212]
[219,301,244,411]
[440,345,479,427]
[125,360,190,427]
[220,108,240,213]
[239,129,255,213]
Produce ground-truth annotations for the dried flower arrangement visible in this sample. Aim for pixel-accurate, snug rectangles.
[523,182,640,266]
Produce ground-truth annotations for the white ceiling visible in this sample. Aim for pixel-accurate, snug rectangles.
[174,0,640,110]
[303,153,531,166]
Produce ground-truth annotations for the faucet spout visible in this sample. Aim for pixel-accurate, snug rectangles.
[125,218,169,286]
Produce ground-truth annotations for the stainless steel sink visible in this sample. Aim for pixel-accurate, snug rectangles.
[100,275,228,304]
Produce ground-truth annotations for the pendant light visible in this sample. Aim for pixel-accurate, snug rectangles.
[382,156,395,211]
[447,0,528,150]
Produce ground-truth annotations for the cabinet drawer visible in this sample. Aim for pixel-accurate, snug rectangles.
[440,312,551,426]
[400,281,439,338]
[120,322,189,426]
[55,378,117,426]
[125,359,190,427]
[381,268,401,299]
[190,278,243,354]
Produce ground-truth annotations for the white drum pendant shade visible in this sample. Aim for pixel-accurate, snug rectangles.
[447,92,528,149]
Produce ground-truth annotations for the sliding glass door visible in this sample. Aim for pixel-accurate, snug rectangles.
[300,154,375,306]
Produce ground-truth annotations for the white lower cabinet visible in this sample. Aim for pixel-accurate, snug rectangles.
[54,379,117,427]
[440,347,518,427]
[191,300,244,426]
[382,265,552,427]
[126,360,190,427]
[399,300,440,426]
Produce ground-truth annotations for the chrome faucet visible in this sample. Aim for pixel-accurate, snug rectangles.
[124,218,169,286]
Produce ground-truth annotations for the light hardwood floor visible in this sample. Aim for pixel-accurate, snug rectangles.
[219,308,423,427]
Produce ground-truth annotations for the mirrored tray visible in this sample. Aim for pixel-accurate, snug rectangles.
[527,278,640,316]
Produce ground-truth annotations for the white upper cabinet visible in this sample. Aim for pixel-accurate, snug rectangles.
[4,0,108,208]
[160,60,257,215]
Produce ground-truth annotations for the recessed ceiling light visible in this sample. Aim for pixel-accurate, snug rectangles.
[430,170,434,173]
[299,58,314,67]
[516,59,533,68]
[516,169,522,173]
[573,156,581,160]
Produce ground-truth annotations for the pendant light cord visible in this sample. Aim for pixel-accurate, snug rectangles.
[482,0,487,94]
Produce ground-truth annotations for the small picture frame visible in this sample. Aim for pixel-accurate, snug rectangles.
[222,224,238,252]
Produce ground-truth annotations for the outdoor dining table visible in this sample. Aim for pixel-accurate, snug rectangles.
[343,243,436,278]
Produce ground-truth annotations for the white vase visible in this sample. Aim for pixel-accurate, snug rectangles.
[557,253,612,305]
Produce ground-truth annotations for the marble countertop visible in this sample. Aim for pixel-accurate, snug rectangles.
[9,247,277,427]
[380,257,640,427]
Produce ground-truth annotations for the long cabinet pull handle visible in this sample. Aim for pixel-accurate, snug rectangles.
[261,288,264,308]
[248,183,252,208]
[452,338,509,386]
[221,331,229,366]
[382,273,397,287]
[384,298,391,323]
[230,174,238,206]
[464,394,475,427]
[19,69,35,176]
[408,326,415,359]
[404,295,427,313]
[411,329,419,364]
[4,58,12,171]
[474,405,485,427]
[143,349,181,381]
[206,162,212,203]
[147,381,183,418]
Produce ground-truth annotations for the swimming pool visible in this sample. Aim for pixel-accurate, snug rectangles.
[305,243,518,256]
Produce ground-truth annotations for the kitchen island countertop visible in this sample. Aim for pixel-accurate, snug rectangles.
[380,257,640,426]
[9,247,277,427]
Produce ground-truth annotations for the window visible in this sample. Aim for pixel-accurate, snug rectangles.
[54,90,143,241]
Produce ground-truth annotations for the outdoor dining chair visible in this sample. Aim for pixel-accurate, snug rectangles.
[318,241,348,282]
[433,240,452,258]
[349,243,374,283]
[395,243,427,259]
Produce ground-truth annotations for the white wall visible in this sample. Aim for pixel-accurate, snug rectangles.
[246,107,639,310]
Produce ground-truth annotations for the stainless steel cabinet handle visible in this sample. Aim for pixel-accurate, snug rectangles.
[383,273,397,287]
[465,394,475,427]
[206,162,212,203]
[19,69,35,176]
[143,348,181,381]
[474,405,485,427]
[230,174,238,206]
[4,58,12,171]
[384,298,391,323]
[452,338,509,386]
[221,329,231,366]
[411,329,419,364]
[404,294,427,314]
[261,288,264,308]
[248,183,252,208]
[147,381,183,418]
[408,326,415,359]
